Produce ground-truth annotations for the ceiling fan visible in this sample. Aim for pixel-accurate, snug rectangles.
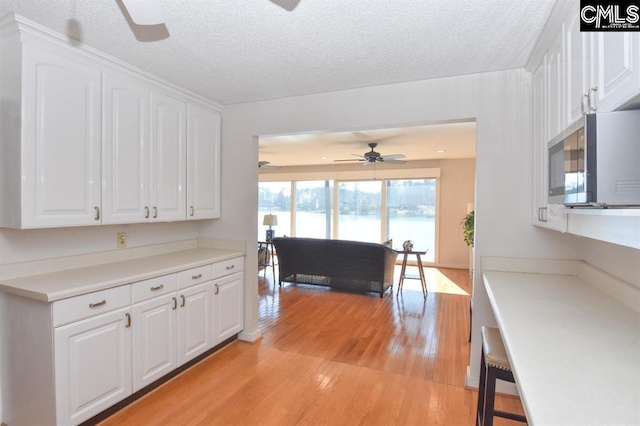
[259,161,281,169]
[120,0,301,26]
[334,143,406,166]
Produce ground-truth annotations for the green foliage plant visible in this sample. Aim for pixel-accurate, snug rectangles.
[461,210,474,247]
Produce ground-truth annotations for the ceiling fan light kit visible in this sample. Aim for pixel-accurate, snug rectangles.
[334,142,406,165]
[121,0,165,25]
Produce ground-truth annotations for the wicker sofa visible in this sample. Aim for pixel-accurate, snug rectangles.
[271,237,398,298]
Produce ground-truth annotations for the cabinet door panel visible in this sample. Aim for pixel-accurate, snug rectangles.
[22,45,101,227]
[54,307,132,425]
[150,91,186,221]
[546,31,563,141]
[103,72,150,224]
[595,32,640,111]
[187,104,221,220]
[132,294,177,392]
[178,282,211,365]
[565,13,591,126]
[212,272,244,345]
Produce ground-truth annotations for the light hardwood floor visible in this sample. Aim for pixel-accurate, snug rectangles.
[100,264,524,425]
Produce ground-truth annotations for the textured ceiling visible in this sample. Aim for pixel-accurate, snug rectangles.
[0,0,556,105]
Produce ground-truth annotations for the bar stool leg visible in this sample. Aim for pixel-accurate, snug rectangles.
[476,350,487,426]
[483,362,498,426]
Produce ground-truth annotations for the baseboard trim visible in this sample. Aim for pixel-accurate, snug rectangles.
[238,328,262,343]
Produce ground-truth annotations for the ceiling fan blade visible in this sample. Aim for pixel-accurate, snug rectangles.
[362,161,373,167]
[259,161,281,169]
[121,0,165,25]
[379,154,405,160]
[334,159,364,162]
[383,159,407,164]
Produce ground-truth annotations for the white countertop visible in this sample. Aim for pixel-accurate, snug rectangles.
[0,248,244,302]
[484,271,640,426]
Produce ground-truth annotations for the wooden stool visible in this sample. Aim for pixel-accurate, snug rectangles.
[475,326,527,426]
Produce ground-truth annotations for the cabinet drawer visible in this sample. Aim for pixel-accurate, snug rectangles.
[177,264,212,289]
[131,274,177,304]
[53,285,131,327]
[212,257,244,279]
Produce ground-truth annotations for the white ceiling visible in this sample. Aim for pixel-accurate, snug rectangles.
[259,121,477,167]
[1,0,554,166]
[0,0,556,106]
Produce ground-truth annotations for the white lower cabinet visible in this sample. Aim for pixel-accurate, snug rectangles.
[1,256,244,426]
[213,272,244,344]
[131,293,178,392]
[178,282,212,364]
[54,307,133,425]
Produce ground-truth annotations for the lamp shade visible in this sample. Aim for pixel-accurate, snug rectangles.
[263,214,278,227]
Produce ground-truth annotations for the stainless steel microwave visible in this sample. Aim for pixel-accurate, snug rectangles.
[548,110,640,207]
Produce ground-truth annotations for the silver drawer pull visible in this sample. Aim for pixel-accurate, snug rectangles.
[226,265,235,270]
[192,273,202,279]
[89,300,107,308]
[150,284,164,291]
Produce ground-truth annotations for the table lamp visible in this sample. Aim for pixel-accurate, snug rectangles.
[263,214,278,241]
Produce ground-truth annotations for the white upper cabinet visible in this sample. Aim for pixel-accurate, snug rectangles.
[530,5,640,233]
[0,15,221,229]
[564,12,592,127]
[187,103,221,220]
[564,14,640,121]
[0,42,102,228]
[546,29,564,142]
[102,71,150,224]
[150,91,187,222]
[532,59,568,232]
[593,32,640,112]
[104,76,189,224]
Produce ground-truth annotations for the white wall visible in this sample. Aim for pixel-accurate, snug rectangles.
[0,222,199,265]
[199,67,583,380]
[580,238,640,288]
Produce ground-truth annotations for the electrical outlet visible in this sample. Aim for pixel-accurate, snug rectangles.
[117,232,127,248]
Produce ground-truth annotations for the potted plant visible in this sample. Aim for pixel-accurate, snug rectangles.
[461,210,474,247]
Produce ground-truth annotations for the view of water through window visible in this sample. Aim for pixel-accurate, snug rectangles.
[258,178,436,262]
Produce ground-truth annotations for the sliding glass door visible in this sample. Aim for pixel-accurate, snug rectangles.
[258,181,291,241]
[337,181,382,243]
[295,180,333,238]
[386,179,436,262]
[259,177,437,262]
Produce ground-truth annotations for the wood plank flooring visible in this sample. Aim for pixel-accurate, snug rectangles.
[100,265,524,425]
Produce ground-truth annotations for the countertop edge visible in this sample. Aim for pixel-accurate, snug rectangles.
[0,249,245,302]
